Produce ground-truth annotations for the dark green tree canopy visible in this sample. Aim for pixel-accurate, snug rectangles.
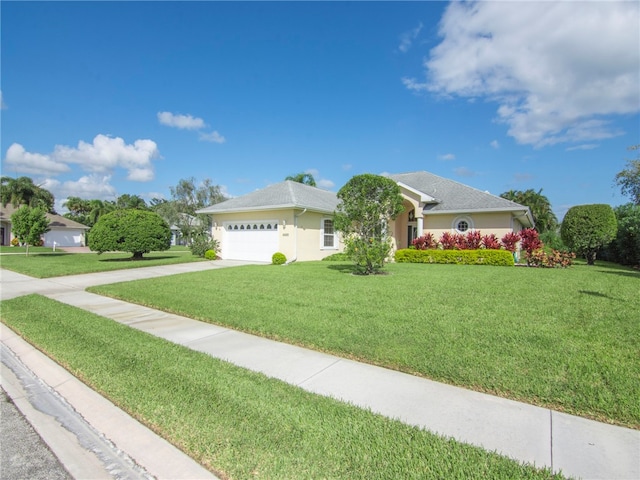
[561,204,617,265]
[334,174,404,275]
[285,172,317,187]
[1,176,56,213]
[614,145,640,205]
[89,209,171,260]
[500,188,558,233]
[10,205,50,255]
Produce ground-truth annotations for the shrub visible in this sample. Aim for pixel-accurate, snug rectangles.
[440,232,457,250]
[520,228,543,265]
[10,237,19,246]
[464,230,482,249]
[527,249,576,268]
[481,234,501,250]
[89,209,171,260]
[204,249,217,260]
[605,203,640,267]
[189,236,220,258]
[412,233,437,250]
[501,232,521,253]
[395,248,514,266]
[322,253,350,261]
[561,204,617,265]
[272,252,286,265]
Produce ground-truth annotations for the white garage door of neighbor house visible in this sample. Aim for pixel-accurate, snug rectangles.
[44,230,84,247]
[223,221,279,262]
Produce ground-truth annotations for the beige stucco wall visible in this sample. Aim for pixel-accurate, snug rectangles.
[208,209,343,262]
[423,212,519,238]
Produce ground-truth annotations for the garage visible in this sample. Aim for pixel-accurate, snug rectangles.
[43,229,85,248]
[223,221,279,262]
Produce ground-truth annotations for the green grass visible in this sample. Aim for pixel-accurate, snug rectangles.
[0,245,55,254]
[0,250,204,277]
[90,261,640,429]
[1,295,563,480]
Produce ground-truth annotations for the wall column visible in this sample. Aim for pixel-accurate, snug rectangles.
[417,215,424,235]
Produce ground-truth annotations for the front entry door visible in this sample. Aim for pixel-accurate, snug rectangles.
[407,224,417,247]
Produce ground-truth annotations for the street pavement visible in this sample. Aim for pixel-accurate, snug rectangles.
[1,261,639,479]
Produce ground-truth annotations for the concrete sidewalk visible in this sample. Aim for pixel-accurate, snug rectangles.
[2,263,639,479]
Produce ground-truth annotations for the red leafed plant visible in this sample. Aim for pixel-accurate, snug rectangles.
[464,230,483,249]
[412,233,438,250]
[481,234,501,250]
[520,228,543,256]
[501,232,521,253]
[440,232,457,250]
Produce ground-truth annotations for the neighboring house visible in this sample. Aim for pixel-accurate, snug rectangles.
[0,204,90,247]
[169,213,205,246]
[388,171,534,249]
[196,171,533,262]
[196,180,343,262]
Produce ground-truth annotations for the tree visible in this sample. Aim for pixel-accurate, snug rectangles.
[334,174,405,275]
[1,176,55,213]
[167,177,227,245]
[285,172,317,187]
[500,188,558,234]
[116,194,148,210]
[10,206,50,255]
[561,204,617,265]
[89,209,171,260]
[614,145,640,205]
[606,203,640,267]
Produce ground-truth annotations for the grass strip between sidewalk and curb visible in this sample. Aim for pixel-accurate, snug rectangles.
[1,294,564,480]
[88,261,640,429]
[0,249,203,278]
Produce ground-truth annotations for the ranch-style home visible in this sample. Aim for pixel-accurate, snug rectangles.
[197,171,534,263]
[0,204,90,248]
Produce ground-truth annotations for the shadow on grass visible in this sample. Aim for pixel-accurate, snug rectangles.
[325,263,356,274]
[579,290,617,300]
[99,256,177,263]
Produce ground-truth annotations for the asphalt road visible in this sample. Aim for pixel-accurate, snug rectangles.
[1,388,72,480]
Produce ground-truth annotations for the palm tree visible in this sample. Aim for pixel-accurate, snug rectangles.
[1,176,56,212]
[88,199,116,226]
[500,188,558,234]
[285,172,317,187]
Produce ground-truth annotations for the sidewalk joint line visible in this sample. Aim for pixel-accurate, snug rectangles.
[549,409,554,473]
[297,358,342,386]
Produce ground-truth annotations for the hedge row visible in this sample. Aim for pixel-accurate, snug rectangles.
[394,248,514,266]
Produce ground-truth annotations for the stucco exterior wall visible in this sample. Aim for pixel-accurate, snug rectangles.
[423,212,517,238]
[208,209,343,262]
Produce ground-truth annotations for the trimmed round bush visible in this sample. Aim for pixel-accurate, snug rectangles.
[204,249,217,260]
[89,209,171,260]
[272,252,286,265]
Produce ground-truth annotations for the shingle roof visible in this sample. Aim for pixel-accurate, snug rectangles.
[388,171,531,215]
[0,204,90,229]
[196,181,340,214]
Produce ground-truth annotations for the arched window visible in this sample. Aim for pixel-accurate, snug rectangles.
[453,216,473,233]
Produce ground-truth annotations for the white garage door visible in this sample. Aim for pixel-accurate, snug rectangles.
[223,221,279,262]
[44,229,85,247]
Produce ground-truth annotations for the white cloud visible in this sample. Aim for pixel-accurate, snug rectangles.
[401,77,429,93]
[566,144,599,152]
[4,135,159,182]
[513,172,534,182]
[490,140,500,149]
[44,174,118,212]
[157,111,205,130]
[5,143,71,176]
[417,1,639,147]
[317,178,335,189]
[398,22,423,53]
[0,90,6,110]
[52,134,158,181]
[199,130,226,143]
[439,153,455,161]
[341,164,353,171]
[454,167,478,178]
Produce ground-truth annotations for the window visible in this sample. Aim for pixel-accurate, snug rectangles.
[322,219,336,249]
[453,216,473,233]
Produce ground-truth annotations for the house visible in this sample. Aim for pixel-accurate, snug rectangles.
[196,180,343,262]
[196,171,533,262]
[388,171,534,249]
[0,204,90,247]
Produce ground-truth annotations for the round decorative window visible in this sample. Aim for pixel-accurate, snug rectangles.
[453,216,473,233]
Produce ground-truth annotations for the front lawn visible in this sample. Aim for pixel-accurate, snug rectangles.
[0,250,204,277]
[90,261,640,428]
[1,295,562,480]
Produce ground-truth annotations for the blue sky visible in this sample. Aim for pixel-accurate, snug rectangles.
[2,1,639,219]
